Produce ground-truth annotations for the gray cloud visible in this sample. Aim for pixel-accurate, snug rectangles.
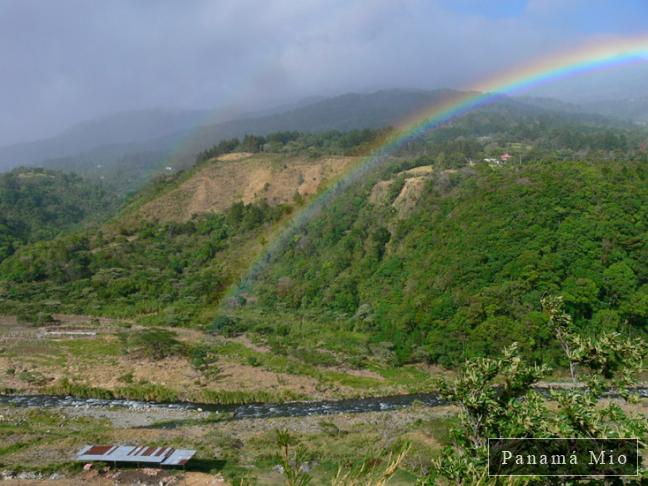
[0,0,645,146]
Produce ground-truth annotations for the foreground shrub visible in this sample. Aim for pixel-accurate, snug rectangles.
[424,297,647,484]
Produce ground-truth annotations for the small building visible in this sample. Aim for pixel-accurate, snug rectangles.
[484,158,501,167]
[76,445,196,467]
[500,153,512,162]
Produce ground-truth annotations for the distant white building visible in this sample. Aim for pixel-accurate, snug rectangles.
[484,158,502,167]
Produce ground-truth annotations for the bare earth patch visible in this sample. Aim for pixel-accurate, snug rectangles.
[137,154,359,222]
[402,165,434,176]
[1,318,379,400]
[393,177,428,216]
[229,335,271,353]
[369,180,394,204]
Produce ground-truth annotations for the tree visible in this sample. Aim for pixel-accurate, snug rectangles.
[602,262,637,305]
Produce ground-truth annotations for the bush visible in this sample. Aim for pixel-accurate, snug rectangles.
[209,315,243,337]
[121,328,185,360]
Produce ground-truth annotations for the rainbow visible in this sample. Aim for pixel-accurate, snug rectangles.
[220,36,648,305]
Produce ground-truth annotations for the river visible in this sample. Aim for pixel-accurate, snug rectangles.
[0,392,446,419]
[1,387,645,420]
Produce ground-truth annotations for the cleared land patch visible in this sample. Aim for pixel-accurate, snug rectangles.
[137,154,359,222]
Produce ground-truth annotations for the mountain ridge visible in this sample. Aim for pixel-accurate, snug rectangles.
[0,88,642,193]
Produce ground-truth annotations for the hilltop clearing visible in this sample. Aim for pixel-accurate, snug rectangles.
[136,153,359,222]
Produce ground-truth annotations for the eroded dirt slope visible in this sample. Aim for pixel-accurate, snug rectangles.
[138,153,359,221]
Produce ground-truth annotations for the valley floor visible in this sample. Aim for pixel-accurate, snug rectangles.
[1,398,646,485]
[1,314,646,484]
[0,314,442,403]
[0,402,458,485]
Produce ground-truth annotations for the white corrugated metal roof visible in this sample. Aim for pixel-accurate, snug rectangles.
[162,448,196,466]
[76,444,196,466]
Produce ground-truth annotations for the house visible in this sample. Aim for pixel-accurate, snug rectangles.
[500,153,512,162]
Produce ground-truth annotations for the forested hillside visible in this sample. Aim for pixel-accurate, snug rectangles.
[256,160,648,366]
[0,168,116,261]
[0,200,289,325]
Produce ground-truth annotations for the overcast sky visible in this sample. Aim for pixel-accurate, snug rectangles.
[1,0,647,146]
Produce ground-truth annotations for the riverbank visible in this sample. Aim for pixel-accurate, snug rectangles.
[2,314,646,484]
[0,401,458,485]
[2,394,645,484]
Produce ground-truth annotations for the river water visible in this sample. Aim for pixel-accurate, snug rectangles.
[1,387,645,420]
[0,393,446,419]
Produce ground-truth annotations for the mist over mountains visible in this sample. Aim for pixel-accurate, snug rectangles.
[0,89,468,175]
[0,85,645,192]
[0,109,202,171]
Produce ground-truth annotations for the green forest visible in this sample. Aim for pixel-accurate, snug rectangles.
[257,160,648,366]
[0,168,116,261]
[0,200,289,325]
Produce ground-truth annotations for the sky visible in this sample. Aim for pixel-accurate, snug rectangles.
[1,0,647,146]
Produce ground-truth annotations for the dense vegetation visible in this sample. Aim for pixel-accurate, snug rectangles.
[0,199,289,325]
[428,297,646,483]
[256,159,648,366]
[398,108,644,166]
[272,299,647,483]
[0,168,116,261]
